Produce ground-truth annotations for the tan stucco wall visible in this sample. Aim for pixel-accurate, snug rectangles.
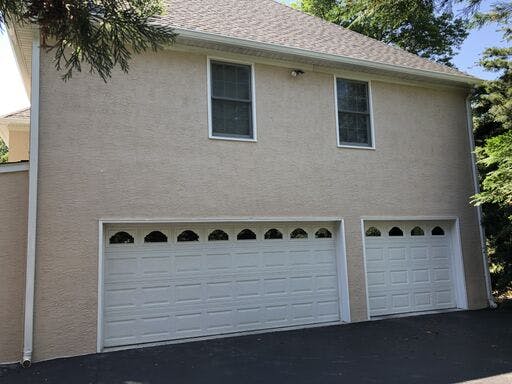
[0,170,28,364]
[8,129,30,162]
[33,49,487,361]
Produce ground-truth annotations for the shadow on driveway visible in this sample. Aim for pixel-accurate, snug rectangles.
[2,304,512,384]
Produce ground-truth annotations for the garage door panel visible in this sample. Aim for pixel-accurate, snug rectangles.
[410,246,429,260]
[105,272,339,314]
[104,294,340,348]
[103,222,341,348]
[365,221,457,317]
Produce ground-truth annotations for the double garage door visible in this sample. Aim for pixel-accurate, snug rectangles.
[103,222,341,348]
[364,221,459,317]
[102,220,462,348]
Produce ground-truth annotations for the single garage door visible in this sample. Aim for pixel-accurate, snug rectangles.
[103,222,341,348]
[364,221,457,317]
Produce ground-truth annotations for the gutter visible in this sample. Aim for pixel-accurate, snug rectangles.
[465,94,497,309]
[173,28,480,86]
[22,28,40,368]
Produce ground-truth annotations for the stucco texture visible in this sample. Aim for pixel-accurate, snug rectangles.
[33,48,487,361]
[0,170,28,363]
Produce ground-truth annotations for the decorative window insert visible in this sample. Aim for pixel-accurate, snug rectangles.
[336,78,372,147]
[290,228,308,239]
[210,60,254,140]
[177,230,199,242]
[411,227,425,236]
[432,226,445,236]
[237,229,257,240]
[208,229,229,241]
[315,228,332,239]
[264,228,283,240]
[365,227,381,237]
[389,227,404,236]
[144,231,168,243]
[110,231,134,244]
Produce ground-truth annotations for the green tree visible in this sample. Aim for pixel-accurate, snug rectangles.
[471,2,512,296]
[0,0,176,81]
[0,138,8,163]
[293,0,468,65]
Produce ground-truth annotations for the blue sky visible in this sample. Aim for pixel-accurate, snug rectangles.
[0,0,506,116]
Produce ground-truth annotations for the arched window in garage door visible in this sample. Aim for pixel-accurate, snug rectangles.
[109,231,135,244]
[315,228,332,238]
[388,227,404,236]
[365,227,381,237]
[290,228,308,239]
[144,231,168,243]
[177,230,199,242]
[432,226,445,236]
[208,229,229,241]
[237,229,257,240]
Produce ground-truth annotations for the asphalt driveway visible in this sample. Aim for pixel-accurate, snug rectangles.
[2,303,511,384]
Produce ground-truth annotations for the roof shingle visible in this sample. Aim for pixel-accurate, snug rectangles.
[159,0,472,80]
[1,108,30,120]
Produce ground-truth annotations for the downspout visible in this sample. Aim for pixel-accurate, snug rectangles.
[465,94,497,309]
[22,28,41,367]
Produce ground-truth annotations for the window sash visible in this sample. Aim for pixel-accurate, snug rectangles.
[210,61,254,139]
[336,78,372,147]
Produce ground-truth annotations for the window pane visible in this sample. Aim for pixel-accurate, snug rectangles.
[339,112,371,146]
[212,99,252,138]
[211,62,251,100]
[337,79,368,113]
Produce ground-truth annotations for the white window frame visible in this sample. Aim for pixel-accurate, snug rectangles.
[334,76,376,150]
[207,57,257,142]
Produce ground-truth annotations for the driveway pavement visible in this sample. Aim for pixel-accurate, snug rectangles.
[2,303,511,384]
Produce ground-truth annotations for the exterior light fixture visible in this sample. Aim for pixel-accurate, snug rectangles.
[290,69,305,77]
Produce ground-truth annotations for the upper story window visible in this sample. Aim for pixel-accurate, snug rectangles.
[336,78,373,148]
[209,60,255,141]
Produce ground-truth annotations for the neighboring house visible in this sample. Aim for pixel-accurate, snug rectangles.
[0,108,30,163]
[0,0,494,366]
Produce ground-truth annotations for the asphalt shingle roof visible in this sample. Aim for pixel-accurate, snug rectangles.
[159,0,472,80]
[1,108,30,120]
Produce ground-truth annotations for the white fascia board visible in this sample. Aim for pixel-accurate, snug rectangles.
[173,28,480,86]
[0,162,29,173]
[6,24,31,97]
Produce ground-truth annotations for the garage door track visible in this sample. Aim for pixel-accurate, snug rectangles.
[2,304,512,384]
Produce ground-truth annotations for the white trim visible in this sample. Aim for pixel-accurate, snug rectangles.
[337,220,351,322]
[337,145,376,151]
[360,220,372,320]
[360,217,469,319]
[465,96,496,308]
[452,218,469,309]
[174,28,478,85]
[6,25,31,96]
[361,215,459,221]
[0,162,29,173]
[22,29,40,366]
[96,221,105,353]
[334,76,376,150]
[99,216,343,224]
[207,56,257,142]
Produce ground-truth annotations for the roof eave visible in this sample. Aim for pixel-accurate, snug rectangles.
[174,28,480,86]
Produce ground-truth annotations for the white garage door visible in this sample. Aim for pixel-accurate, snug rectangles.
[364,221,457,317]
[103,222,341,348]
